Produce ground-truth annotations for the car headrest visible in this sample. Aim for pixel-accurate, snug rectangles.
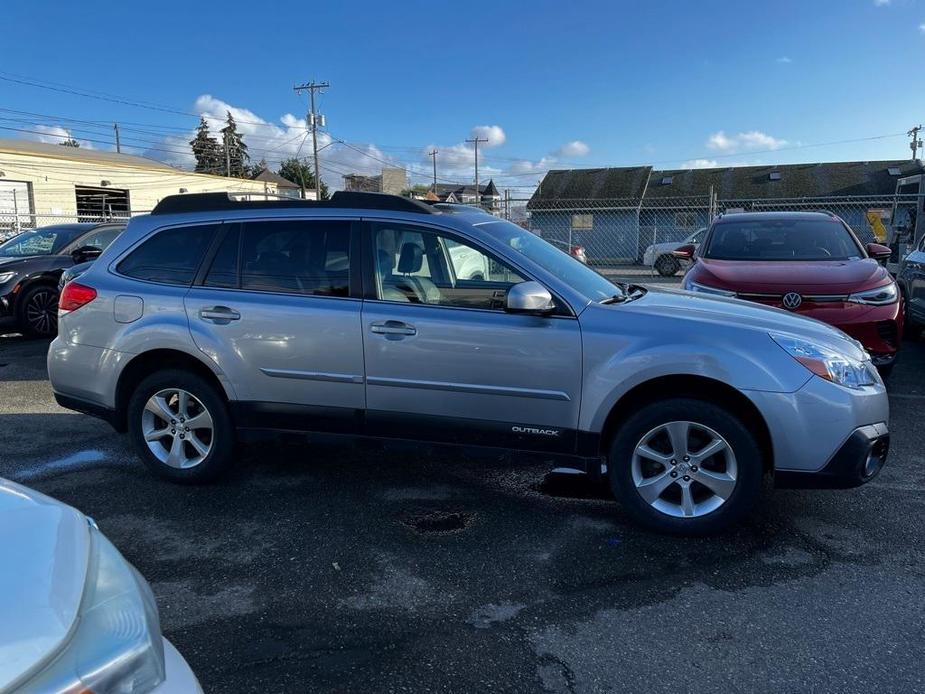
[397,243,424,274]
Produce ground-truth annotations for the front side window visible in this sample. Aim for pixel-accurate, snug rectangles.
[0,225,83,257]
[118,224,217,285]
[236,220,351,296]
[704,219,863,261]
[571,214,593,231]
[373,223,524,309]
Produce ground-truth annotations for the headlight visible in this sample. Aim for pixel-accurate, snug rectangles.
[0,271,16,284]
[770,333,879,389]
[21,527,165,693]
[687,280,736,297]
[847,282,898,306]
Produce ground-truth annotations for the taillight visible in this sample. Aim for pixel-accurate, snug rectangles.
[59,282,97,313]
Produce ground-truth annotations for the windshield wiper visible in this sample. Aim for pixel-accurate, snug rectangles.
[600,282,647,304]
[600,294,626,304]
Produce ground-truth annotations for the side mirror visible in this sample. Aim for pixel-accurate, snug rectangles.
[673,244,696,260]
[866,243,892,262]
[505,281,555,314]
[71,245,102,263]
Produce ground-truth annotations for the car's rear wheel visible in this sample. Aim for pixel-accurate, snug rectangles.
[608,398,763,534]
[17,284,59,337]
[654,254,680,277]
[127,369,234,483]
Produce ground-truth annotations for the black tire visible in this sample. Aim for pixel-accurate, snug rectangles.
[608,398,764,535]
[654,255,680,277]
[877,363,894,381]
[127,369,235,483]
[17,283,59,338]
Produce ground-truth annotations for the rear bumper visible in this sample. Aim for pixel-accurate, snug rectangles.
[775,423,889,489]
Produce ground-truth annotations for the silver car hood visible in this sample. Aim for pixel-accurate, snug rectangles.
[611,286,867,360]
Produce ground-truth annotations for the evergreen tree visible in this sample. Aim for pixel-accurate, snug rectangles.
[189,117,222,174]
[248,158,269,178]
[219,111,249,178]
[59,138,80,148]
[278,157,329,199]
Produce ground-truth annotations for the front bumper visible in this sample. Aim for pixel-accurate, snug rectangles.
[775,423,889,489]
[154,639,203,694]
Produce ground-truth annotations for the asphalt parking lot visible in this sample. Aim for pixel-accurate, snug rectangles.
[1,313,924,693]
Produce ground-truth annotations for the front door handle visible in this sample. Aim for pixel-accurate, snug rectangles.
[200,306,241,322]
[370,320,416,336]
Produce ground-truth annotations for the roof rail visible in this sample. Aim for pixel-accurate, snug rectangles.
[151,191,438,216]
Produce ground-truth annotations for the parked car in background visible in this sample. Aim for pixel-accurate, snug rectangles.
[898,231,925,338]
[643,228,706,276]
[58,259,94,291]
[0,222,125,337]
[49,193,890,535]
[548,239,588,264]
[678,211,902,375]
[0,477,201,692]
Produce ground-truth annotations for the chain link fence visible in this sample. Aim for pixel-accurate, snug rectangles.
[500,193,923,275]
[0,212,141,242]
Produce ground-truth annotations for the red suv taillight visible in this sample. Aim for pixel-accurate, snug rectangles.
[58,282,97,313]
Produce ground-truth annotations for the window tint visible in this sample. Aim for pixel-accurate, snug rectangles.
[704,219,862,261]
[240,220,351,296]
[73,226,122,252]
[118,224,217,285]
[374,223,525,309]
[204,227,240,288]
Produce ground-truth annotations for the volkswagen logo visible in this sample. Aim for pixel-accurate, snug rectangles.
[782,292,802,310]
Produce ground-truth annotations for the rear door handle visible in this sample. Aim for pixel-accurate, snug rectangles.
[200,306,240,322]
[370,320,416,336]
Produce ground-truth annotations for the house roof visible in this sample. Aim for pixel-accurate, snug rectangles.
[0,137,179,172]
[529,161,923,208]
[433,179,499,198]
[527,167,652,207]
[644,160,924,200]
[251,167,301,189]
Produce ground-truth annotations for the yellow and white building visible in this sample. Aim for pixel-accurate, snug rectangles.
[0,138,289,227]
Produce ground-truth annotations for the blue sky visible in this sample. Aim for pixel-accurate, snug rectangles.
[2,0,924,193]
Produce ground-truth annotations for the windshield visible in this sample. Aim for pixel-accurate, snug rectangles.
[704,219,863,261]
[0,226,85,258]
[479,220,619,300]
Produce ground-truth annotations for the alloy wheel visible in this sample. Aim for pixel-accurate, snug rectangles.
[141,388,214,468]
[631,420,737,518]
[25,288,58,335]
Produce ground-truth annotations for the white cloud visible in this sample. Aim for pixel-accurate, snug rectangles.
[28,124,94,149]
[682,159,719,169]
[706,130,787,153]
[775,56,793,64]
[555,140,590,157]
[470,125,506,147]
[873,0,890,6]
[919,22,925,34]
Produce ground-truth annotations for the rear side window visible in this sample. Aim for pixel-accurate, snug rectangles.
[118,224,217,285]
[233,220,351,296]
[203,226,240,288]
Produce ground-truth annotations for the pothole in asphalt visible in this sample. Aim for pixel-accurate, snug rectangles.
[535,471,613,501]
[400,509,475,535]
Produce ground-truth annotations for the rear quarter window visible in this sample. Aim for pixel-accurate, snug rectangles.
[118,224,218,285]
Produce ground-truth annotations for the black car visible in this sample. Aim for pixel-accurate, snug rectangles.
[0,222,125,337]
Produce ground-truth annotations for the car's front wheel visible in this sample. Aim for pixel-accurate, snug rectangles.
[127,369,235,483]
[654,254,680,277]
[608,398,763,534]
[17,283,59,337]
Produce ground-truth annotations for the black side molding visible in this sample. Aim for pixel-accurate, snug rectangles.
[53,392,125,432]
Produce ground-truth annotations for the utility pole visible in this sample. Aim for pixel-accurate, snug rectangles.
[465,136,488,207]
[224,129,231,177]
[293,80,330,199]
[909,125,923,160]
[113,123,121,153]
[428,149,438,192]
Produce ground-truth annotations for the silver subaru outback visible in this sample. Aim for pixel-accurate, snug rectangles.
[48,193,889,534]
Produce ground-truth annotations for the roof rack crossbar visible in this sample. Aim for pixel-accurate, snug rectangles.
[151,191,437,216]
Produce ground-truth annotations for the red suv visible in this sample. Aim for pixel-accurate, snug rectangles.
[676,211,902,374]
